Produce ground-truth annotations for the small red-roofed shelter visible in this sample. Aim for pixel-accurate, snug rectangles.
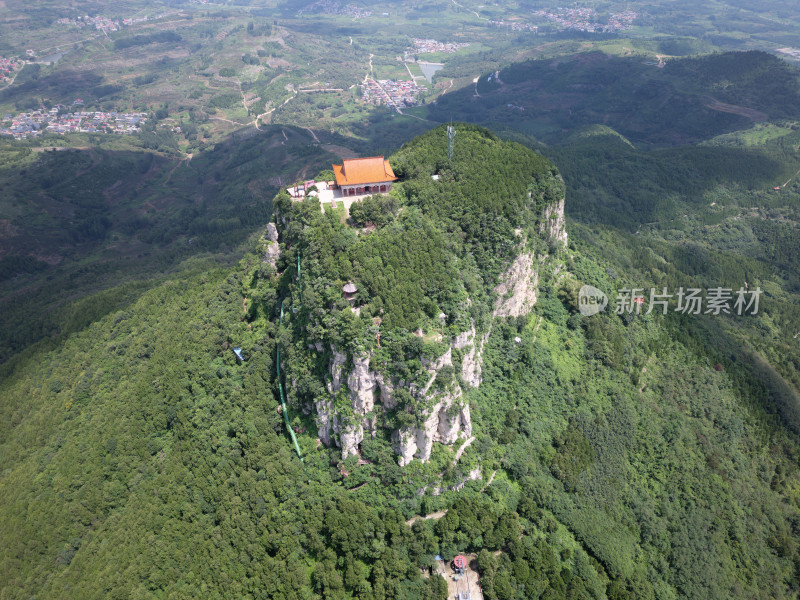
[332,156,397,196]
[453,555,468,572]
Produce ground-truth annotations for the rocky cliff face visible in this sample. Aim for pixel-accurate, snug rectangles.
[492,195,566,318]
[493,252,539,318]
[393,347,473,466]
[539,197,568,249]
[316,339,474,465]
[452,325,486,388]
[260,223,281,272]
[307,195,566,464]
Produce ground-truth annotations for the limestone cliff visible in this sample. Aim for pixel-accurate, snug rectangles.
[393,347,473,466]
[317,341,474,465]
[259,223,281,273]
[493,252,539,318]
[493,194,566,318]
[452,325,486,388]
[539,197,568,249]
[299,192,566,465]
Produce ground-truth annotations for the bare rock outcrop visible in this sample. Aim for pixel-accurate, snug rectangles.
[492,195,565,318]
[393,430,417,466]
[539,197,568,249]
[340,423,364,459]
[452,325,486,388]
[328,347,347,393]
[315,398,338,447]
[493,252,539,318]
[393,387,472,466]
[376,373,395,410]
[348,354,377,415]
[319,339,474,464]
[310,196,566,463]
[393,347,472,466]
[315,348,348,448]
[266,222,279,242]
[261,223,281,272]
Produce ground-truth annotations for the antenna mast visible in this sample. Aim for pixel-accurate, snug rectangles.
[447,122,456,161]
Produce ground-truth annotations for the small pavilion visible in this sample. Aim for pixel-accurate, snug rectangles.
[332,156,397,197]
[343,282,358,303]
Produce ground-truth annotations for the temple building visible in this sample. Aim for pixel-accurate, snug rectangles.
[332,156,397,196]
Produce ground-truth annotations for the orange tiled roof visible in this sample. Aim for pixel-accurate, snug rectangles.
[332,156,397,186]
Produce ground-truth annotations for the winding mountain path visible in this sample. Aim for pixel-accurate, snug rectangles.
[453,436,475,465]
[449,0,484,19]
[405,510,448,526]
[481,470,497,492]
[702,96,767,122]
[304,127,320,143]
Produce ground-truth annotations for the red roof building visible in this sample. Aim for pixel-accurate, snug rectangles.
[332,156,397,197]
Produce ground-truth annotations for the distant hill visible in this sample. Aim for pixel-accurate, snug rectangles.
[429,50,800,146]
[545,129,796,231]
[563,124,636,148]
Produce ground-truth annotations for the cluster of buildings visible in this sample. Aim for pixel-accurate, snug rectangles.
[57,12,172,30]
[1,106,146,140]
[122,16,151,26]
[411,39,470,54]
[57,15,120,31]
[0,57,22,81]
[360,78,425,110]
[605,10,639,31]
[532,8,638,32]
[297,0,372,18]
[488,20,539,32]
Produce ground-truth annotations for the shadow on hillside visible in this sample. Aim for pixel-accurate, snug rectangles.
[427,51,800,147]
[0,123,344,365]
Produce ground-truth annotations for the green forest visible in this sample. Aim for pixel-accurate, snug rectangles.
[2,120,800,600]
[1,8,800,595]
[430,51,800,147]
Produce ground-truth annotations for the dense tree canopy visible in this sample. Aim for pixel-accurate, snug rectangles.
[2,122,800,600]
